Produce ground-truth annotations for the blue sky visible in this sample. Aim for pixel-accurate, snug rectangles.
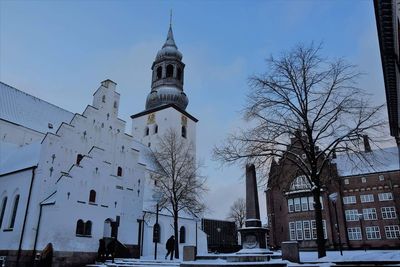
[0,0,391,221]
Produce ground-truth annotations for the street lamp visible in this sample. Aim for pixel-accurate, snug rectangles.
[329,193,343,256]
[357,213,366,251]
[152,192,162,260]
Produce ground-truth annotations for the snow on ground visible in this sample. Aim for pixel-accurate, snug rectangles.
[300,250,400,263]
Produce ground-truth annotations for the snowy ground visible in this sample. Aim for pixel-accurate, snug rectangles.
[88,250,400,267]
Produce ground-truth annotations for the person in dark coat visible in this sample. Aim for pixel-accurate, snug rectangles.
[39,243,53,267]
[165,235,175,260]
[97,238,106,263]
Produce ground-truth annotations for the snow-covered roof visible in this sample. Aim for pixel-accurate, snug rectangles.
[0,141,41,175]
[0,82,74,134]
[334,147,399,177]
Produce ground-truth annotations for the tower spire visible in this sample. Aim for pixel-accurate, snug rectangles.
[170,9,172,27]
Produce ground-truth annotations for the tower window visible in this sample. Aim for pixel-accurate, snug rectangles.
[117,166,123,177]
[102,95,106,103]
[89,190,96,203]
[114,101,118,108]
[177,68,182,81]
[145,127,149,136]
[166,64,174,78]
[181,126,187,138]
[156,66,162,80]
[154,124,158,134]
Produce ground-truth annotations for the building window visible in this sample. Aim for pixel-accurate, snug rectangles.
[362,208,377,220]
[76,220,92,237]
[156,66,162,80]
[76,154,83,165]
[0,197,7,229]
[181,126,187,138]
[117,166,122,177]
[145,127,149,136]
[85,221,92,236]
[294,198,301,212]
[348,227,362,240]
[361,177,366,183]
[295,221,303,240]
[290,175,311,191]
[378,192,393,201]
[76,219,84,235]
[287,199,294,213]
[166,64,174,78]
[113,101,118,109]
[303,221,311,240]
[381,207,397,219]
[343,196,356,204]
[8,194,19,229]
[360,194,374,203]
[180,226,186,243]
[385,225,400,239]
[89,190,96,203]
[102,95,106,103]
[154,124,158,134]
[345,209,359,221]
[366,226,381,240]
[289,222,296,241]
[301,197,308,211]
[378,175,385,181]
[344,179,349,185]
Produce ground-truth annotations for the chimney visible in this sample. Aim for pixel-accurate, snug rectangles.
[363,135,371,152]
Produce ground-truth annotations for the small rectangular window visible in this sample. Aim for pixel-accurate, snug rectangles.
[344,179,349,185]
[378,175,385,181]
[289,222,296,241]
[361,177,366,183]
[288,199,294,213]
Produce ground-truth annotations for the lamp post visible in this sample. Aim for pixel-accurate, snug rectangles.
[329,193,343,256]
[152,192,162,260]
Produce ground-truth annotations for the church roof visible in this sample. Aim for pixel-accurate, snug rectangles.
[334,146,399,177]
[0,82,74,134]
[0,141,41,176]
[131,103,198,122]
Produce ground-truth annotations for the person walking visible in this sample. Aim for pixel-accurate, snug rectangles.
[165,235,175,260]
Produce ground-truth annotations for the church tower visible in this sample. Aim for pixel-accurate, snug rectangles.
[131,24,197,152]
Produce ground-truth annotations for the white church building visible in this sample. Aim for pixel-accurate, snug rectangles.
[0,25,207,267]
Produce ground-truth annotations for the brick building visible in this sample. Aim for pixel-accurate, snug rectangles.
[266,140,400,250]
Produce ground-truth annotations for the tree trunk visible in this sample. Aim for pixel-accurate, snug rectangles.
[174,212,179,259]
[313,190,326,258]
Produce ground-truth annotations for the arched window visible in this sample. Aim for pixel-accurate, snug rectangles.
[154,124,158,134]
[180,226,186,243]
[156,66,162,79]
[166,64,174,78]
[153,223,160,243]
[89,190,96,203]
[145,127,149,136]
[177,68,182,81]
[0,197,7,229]
[76,154,83,165]
[76,219,84,235]
[85,221,92,236]
[113,101,118,109]
[117,166,122,177]
[9,195,19,229]
[102,95,106,103]
[181,126,187,138]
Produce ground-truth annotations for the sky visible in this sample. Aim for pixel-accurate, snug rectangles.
[0,0,393,222]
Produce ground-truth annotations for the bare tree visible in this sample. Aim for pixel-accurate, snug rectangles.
[214,44,386,258]
[227,198,246,229]
[150,129,207,259]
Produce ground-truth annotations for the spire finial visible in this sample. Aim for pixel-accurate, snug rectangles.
[170,9,172,27]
